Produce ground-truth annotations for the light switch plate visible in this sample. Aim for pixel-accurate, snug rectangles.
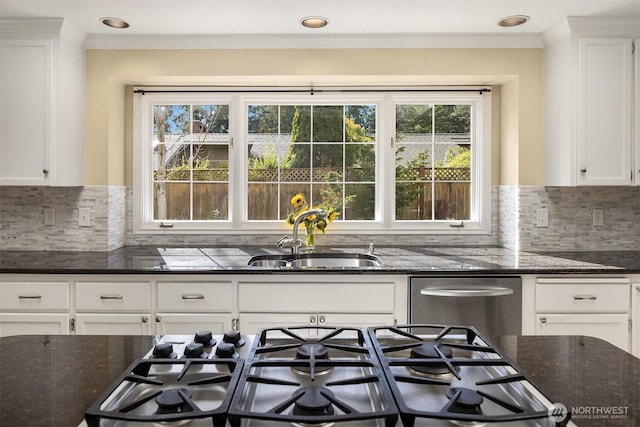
[79,207,91,227]
[44,208,55,226]
[536,208,548,228]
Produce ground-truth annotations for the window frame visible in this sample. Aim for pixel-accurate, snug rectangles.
[133,87,491,235]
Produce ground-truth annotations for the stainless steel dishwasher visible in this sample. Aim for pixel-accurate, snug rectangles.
[409,276,522,335]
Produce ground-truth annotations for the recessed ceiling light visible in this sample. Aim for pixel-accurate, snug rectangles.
[301,16,329,29]
[100,17,130,29]
[497,15,530,27]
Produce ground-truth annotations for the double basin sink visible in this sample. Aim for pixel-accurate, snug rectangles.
[247,252,382,269]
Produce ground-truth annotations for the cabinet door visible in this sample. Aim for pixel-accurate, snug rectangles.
[317,313,395,329]
[75,314,152,335]
[0,39,52,185]
[0,313,69,337]
[239,313,320,337]
[536,313,630,351]
[633,283,640,357]
[154,313,233,335]
[75,282,151,312]
[577,38,633,185]
[157,282,233,312]
[636,39,640,186]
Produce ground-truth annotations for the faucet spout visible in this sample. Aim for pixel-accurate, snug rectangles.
[276,208,327,256]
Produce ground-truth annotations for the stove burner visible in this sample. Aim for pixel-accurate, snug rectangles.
[446,387,484,415]
[223,330,245,347]
[152,342,177,359]
[193,330,217,347]
[155,388,193,414]
[291,386,336,417]
[215,342,239,359]
[293,344,333,376]
[183,342,207,359]
[407,340,454,377]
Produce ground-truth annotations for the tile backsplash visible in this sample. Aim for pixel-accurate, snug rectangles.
[1,185,638,251]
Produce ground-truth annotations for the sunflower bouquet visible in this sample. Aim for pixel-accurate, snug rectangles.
[286,193,339,247]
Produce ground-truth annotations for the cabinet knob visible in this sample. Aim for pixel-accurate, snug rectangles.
[319,315,326,324]
[580,168,587,173]
[141,316,148,323]
[636,286,640,292]
[155,316,161,323]
[309,315,316,324]
[540,317,547,324]
[42,169,49,175]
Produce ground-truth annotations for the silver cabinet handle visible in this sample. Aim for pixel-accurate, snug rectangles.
[420,287,514,297]
[155,316,161,323]
[309,315,316,324]
[573,295,597,301]
[540,317,547,323]
[18,295,42,300]
[319,315,326,324]
[99,295,123,300]
[142,316,148,323]
[580,168,587,173]
[636,286,640,292]
[181,294,205,300]
[42,169,49,175]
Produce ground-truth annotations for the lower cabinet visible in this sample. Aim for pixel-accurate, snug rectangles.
[0,313,69,336]
[534,277,631,352]
[633,282,640,357]
[239,313,395,337]
[75,313,153,335]
[154,313,233,335]
[536,313,630,351]
[0,280,70,337]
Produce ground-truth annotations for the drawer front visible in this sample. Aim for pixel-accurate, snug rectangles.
[536,280,629,312]
[0,282,69,311]
[75,282,151,312]
[157,282,233,312]
[238,281,396,313]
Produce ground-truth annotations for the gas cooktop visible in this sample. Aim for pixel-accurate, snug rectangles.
[82,325,574,427]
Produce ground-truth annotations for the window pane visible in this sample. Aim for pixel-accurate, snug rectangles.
[345,105,376,141]
[152,103,229,221]
[395,102,473,223]
[344,184,375,220]
[193,183,228,220]
[312,106,343,142]
[248,183,279,220]
[154,182,190,220]
[280,184,311,220]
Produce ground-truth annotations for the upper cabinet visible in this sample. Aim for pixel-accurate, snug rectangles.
[0,18,85,186]
[544,18,639,186]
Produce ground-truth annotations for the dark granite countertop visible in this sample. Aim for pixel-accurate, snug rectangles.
[1,245,639,274]
[0,334,637,426]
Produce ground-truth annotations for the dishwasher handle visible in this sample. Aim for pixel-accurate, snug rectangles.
[420,286,514,297]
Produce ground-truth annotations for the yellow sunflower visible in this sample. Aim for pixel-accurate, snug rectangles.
[291,193,305,209]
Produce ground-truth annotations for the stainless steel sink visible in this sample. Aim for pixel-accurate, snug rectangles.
[247,253,382,268]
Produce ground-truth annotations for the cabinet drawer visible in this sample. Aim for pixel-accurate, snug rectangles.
[75,282,151,312]
[536,279,630,312]
[0,282,69,311]
[157,282,233,312]
[238,281,396,313]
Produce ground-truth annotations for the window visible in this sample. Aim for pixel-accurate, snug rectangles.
[134,88,491,234]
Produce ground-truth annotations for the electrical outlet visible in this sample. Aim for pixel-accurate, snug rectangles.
[536,208,548,228]
[592,208,604,227]
[79,207,91,227]
[44,208,55,226]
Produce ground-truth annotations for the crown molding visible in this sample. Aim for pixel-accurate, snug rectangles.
[0,17,64,36]
[85,33,544,50]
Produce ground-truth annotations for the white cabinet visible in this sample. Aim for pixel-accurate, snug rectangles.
[0,281,69,336]
[534,277,631,351]
[632,281,640,357]
[155,281,234,334]
[544,18,639,186]
[0,18,84,186]
[75,281,152,335]
[636,39,640,186]
[237,275,405,334]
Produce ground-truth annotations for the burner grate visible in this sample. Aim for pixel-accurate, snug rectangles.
[84,358,243,427]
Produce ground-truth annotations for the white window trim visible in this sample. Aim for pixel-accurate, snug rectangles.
[133,87,491,235]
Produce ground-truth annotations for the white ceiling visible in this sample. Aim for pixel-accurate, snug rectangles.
[1,0,638,39]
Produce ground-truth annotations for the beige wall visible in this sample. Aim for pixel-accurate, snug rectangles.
[85,48,543,186]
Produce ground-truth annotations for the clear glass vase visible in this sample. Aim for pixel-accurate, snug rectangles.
[304,226,315,249]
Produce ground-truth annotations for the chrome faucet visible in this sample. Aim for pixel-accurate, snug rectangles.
[276,208,327,255]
